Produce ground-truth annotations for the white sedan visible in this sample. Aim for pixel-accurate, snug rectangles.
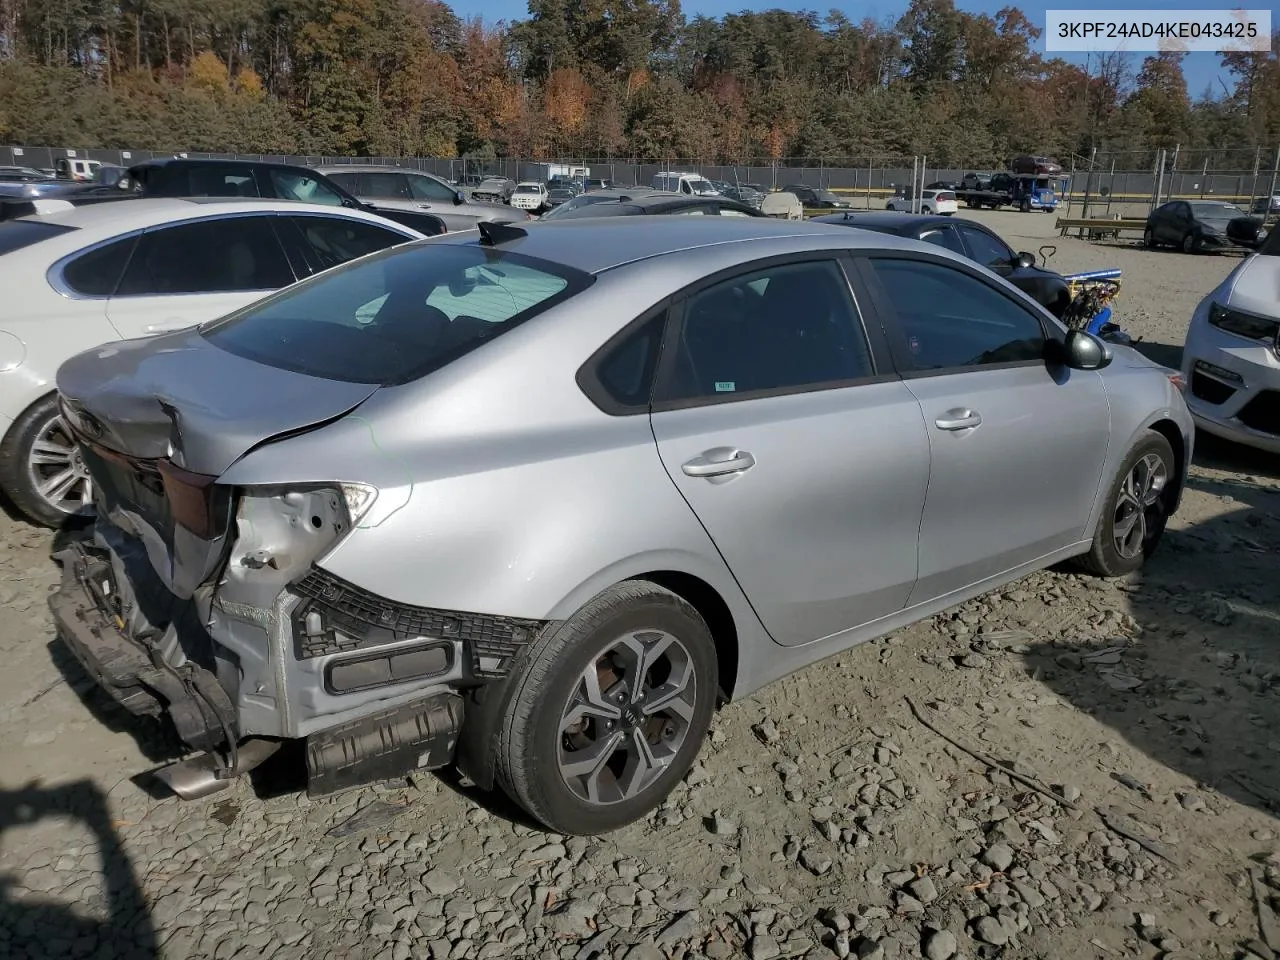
[510,182,550,213]
[0,197,426,525]
[1180,232,1280,453]
[886,189,958,215]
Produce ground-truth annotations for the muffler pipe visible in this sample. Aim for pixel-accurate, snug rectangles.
[153,737,284,801]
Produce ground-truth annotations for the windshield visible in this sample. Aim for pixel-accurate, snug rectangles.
[201,244,591,385]
[539,194,623,220]
[1191,201,1244,219]
[543,201,642,219]
[515,185,540,194]
[814,190,840,202]
[690,180,718,196]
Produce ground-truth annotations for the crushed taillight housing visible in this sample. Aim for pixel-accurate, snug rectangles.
[157,461,221,538]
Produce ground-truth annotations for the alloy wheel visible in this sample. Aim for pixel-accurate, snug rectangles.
[26,413,93,516]
[558,629,697,806]
[1112,452,1168,560]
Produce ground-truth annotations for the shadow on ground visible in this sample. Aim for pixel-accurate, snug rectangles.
[1024,435,1280,818]
[45,636,185,766]
[0,780,158,960]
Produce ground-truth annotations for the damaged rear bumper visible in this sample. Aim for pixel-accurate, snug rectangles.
[49,538,235,753]
[50,520,544,797]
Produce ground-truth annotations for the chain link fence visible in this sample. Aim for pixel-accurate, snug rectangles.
[5,144,1279,214]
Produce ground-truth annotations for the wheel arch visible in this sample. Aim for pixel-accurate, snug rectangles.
[1145,416,1188,512]
[455,567,750,794]
[633,570,740,703]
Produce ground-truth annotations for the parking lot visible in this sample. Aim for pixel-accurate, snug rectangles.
[2,207,1279,960]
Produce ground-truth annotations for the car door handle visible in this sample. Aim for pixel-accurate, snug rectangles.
[682,449,756,478]
[934,409,982,431]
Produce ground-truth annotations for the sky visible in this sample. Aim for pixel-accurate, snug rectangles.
[444,0,1236,98]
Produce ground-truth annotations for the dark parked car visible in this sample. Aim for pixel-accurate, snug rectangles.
[960,172,994,191]
[713,182,766,209]
[812,211,1072,317]
[55,158,448,236]
[0,166,54,182]
[1250,195,1280,216]
[472,177,516,203]
[1145,199,1249,253]
[545,186,578,210]
[1010,155,1063,175]
[781,184,851,209]
[537,190,764,220]
[1226,215,1270,250]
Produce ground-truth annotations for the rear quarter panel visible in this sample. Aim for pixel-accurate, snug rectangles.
[216,264,785,691]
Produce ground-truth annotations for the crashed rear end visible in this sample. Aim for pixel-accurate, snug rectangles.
[47,240,578,800]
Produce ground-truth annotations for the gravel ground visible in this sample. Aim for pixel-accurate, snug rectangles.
[3,212,1280,960]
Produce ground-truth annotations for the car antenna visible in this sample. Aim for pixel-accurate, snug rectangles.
[477,221,528,246]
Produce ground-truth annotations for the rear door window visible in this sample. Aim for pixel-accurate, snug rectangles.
[957,225,1014,268]
[357,172,411,200]
[657,259,874,402]
[187,165,260,197]
[407,174,458,202]
[284,215,415,273]
[919,227,965,256]
[269,170,346,206]
[115,216,296,295]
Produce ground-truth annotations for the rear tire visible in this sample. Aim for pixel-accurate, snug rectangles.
[1076,431,1175,578]
[0,393,93,528]
[495,581,718,835]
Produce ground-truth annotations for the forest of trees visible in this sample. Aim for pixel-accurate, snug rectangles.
[0,0,1277,166]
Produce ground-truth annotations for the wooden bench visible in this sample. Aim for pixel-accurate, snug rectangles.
[1054,216,1147,240]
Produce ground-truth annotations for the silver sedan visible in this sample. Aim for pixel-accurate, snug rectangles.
[51,217,1192,834]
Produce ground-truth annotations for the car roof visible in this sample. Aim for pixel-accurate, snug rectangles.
[314,165,442,179]
[436,216,925,274]
[15,197,412,234]
[810,211,962,232]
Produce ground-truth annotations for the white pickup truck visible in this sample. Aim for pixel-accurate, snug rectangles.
[510,182,549,213]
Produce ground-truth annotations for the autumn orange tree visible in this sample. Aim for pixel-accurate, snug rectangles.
[0,0,1275,165]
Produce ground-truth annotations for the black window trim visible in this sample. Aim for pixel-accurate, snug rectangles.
[575,299,673,416]
[849,250,1061,381]
[649,252,897,413]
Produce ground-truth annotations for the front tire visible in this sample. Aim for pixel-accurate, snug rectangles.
[1143,227,1156,248]
[0,393,94,528]
[1181,232,1200,254]
[1076,431,1175,577]
[495,581,718,835]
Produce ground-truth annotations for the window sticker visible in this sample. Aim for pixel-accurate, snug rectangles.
[714,381,736,392]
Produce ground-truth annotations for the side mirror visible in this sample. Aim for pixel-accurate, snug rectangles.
[1058,329,1112,370]
[1014,251,1035,269]
[453,191,464,205]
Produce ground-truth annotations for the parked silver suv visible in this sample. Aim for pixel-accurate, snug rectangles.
[51,218,1191,835]
[316,165,523,232]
